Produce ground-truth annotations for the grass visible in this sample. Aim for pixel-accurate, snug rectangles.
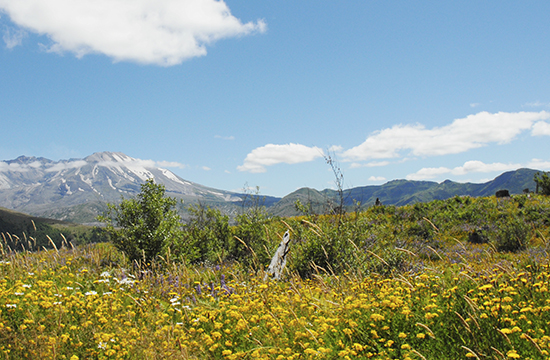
[1,195,550,359]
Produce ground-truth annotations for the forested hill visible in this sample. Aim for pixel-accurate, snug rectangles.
[0,207,106,251]
[268,168,539,217]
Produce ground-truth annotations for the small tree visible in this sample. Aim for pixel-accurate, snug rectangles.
[98,179,182,264]
[181,203,232,264]
[534,171,550,195]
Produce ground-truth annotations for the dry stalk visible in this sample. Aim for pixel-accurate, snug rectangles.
[415,322,435,338]
[395,247,417,257]
[366,250,389,267]
[461,346,480,360]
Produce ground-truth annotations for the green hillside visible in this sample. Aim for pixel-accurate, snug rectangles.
[0,206,107,252]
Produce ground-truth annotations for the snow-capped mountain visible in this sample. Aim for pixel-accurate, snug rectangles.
[0,152,243,223]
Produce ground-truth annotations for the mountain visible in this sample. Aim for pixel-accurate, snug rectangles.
[0,152,247,223]
[0,151,543,223]
[269,168,540,217]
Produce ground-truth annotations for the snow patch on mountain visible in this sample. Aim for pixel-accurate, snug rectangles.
[159,168,184,185]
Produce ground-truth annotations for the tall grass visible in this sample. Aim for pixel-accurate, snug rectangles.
[0,195,549,359]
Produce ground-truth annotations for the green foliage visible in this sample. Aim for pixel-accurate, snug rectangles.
[492,215,530,252]
[535,171,550,195]
[98,179,183,264]
[176,203,232,264]
[232,205,273,268]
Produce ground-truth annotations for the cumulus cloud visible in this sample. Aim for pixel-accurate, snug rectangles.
[238,143,324,173]
[342,111,550,162]
[532,121,550,136]
[368,176,386,182]
[406,160,523,181]
[0,0,266,66]
[527,159,550,170]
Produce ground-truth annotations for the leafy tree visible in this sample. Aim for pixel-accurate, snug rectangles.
[534,171,550,195]
[98,179,183,264]
[179,203,232,264]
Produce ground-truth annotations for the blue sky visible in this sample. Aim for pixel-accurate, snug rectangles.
[1,1,550,197]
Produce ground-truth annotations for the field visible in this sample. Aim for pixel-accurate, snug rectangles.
[1,195,550,359]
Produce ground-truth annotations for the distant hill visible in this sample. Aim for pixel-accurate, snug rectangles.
[0,151,543,223]
[268,168,540,217]
[0,206,106,251]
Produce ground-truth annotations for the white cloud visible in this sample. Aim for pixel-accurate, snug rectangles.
[532,121,550,136]
[368,176,386,182]
[45,160,88,172]
[406,160,522,180]
[0,161,32,172]
[470,103,480,108]
[350,161,390,169]
[527,159,550,170]
[342,111,550,162]
[0,0,266,66]
[2,26,26,48]
[238,143,324,173]
[406,167,452,181]
[524,101,550,108]
[156,160,186,169]
[215,135,235,140]
[202,166,211,171]
[328,145,343,152]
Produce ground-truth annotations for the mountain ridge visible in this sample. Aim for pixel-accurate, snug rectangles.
[0,151,543,223]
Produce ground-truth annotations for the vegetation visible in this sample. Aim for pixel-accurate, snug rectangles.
[98,179,183,264]
[0,192,550,358]
[0,207,107,253]
[535,171,550,195]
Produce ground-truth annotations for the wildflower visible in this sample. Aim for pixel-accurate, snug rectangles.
[6,304,16,308]
[85,291,98,296]
[416,333,425,339]
[398,332,407,338]
[506,349,520,358]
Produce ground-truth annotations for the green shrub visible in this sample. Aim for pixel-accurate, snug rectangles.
[179,203,232,264]
[493,216,530,252]
[98,179,183,264]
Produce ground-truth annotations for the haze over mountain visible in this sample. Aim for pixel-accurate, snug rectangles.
[0,152,542,223]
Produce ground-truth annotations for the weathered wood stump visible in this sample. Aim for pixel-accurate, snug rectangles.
[264,230,291,281]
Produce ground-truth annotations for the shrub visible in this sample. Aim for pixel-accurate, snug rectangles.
[179,203,232,264]
[98,179,183,264]
[535,171,550,195]
[493,216,530,252]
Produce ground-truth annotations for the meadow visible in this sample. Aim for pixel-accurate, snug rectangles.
[1,194,550,359]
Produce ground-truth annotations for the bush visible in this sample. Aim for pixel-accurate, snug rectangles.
[535,171,550,195]
[179,203,232,264]
[493,216,530,252]
[98,179,183,264]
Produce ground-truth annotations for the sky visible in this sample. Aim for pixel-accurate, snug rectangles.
[1,1,550,197]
